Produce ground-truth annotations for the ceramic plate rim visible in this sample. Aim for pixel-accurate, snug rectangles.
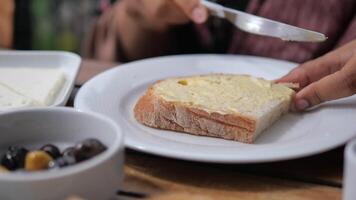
[74,54,356,163]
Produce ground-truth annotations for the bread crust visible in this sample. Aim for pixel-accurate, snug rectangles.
[134,87,256,143]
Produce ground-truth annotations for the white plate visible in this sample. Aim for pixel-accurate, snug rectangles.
[74,55,356,163]
[0,50,81,107]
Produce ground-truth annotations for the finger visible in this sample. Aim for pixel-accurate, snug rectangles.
[173,0,208,23]
[293,54,356,111]
[94,10,114,54]
[276,42,356,87]
[276,54,346,88]
[274,64,311,90]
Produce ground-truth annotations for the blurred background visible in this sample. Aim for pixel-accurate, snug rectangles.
[0,0,246,55]
[0,0,117,53]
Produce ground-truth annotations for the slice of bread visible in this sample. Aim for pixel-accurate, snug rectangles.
[134,74,295,143]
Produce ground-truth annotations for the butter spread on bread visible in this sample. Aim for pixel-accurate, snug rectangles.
[134,74,295,143]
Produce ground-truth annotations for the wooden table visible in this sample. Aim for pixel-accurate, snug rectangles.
[73,60,344,200]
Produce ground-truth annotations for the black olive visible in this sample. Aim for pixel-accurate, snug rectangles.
[62,147,76,157]
[74,138,107,162]
[40,144,61,159]
[1,146,28,170]
[48,155,76,169]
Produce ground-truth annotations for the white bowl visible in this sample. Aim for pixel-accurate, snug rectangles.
[0,108,124,200]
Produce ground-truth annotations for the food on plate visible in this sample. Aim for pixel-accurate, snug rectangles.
[0,67,66,111]
[134,74,295,143]
[0,138,107,172]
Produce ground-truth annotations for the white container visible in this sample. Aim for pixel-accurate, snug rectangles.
[0,108,124,200]
[0,50,81,106]
[343,138,356,200]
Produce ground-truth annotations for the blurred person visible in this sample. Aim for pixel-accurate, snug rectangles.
[84,0,356,109]
[0,0,14,48]
[0,0,100,51]
[84,0,355,62]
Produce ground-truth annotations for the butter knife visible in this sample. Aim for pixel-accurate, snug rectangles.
[201,0,327,42]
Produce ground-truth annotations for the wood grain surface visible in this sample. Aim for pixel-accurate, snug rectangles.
[76,59,118,86]
[122,149,342,200]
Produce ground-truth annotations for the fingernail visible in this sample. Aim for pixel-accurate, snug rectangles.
[295,99,310,111]
[192,6,207,23]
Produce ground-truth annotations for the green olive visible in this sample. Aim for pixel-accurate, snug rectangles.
[25,151,53,171]
[0,165,9,173]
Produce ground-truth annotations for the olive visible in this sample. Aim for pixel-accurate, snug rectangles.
[74,138,107,162]
[62,147,76,157]
[48,155,76,169]
[0,165,9,173]
[40,144,61,159]
[25,151,53,171]
[1,146,28,170]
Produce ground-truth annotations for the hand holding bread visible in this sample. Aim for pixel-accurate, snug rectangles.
[277,39,356,111]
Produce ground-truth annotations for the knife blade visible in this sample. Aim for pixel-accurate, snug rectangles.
[201,0,327,42]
